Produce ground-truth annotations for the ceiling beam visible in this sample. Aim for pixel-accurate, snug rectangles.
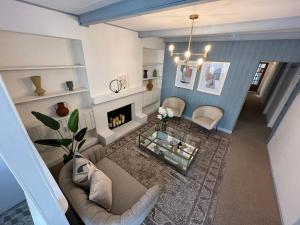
[79,0,206,25]
[139,16,300,38]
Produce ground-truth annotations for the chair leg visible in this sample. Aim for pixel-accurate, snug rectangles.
[188,122,193,129]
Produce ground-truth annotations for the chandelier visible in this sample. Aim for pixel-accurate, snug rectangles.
[168,14,211,70]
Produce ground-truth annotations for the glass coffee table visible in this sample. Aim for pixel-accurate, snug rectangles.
[138,126,200,175]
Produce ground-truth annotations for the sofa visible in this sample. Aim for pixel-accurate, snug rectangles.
[59,145,160,225]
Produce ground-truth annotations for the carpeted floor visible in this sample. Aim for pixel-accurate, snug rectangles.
[213,93,282,225]
[0,201,33,225]
[100,113,231,225]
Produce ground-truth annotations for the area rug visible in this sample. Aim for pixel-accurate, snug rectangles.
[101,114,231,225]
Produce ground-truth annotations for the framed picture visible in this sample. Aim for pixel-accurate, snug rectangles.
[197,61,230,95]
[117,73,129,90]
[175,61,198,90]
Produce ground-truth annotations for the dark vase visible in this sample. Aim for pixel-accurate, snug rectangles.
[63,153,73,164]
[155,122,160,131]
[55,102,69,117]
[143,70,148,78]
[66,81,74,91]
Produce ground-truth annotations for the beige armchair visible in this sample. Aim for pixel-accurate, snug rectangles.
[59,145,160,225]
[162,97,186,117]
[190,106,223,131]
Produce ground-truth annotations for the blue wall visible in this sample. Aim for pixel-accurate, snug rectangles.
[161,40,300,131]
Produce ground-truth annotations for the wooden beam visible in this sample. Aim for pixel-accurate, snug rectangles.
[79,0,204,25]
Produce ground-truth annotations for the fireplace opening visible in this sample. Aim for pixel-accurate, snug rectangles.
[107,104,132,129]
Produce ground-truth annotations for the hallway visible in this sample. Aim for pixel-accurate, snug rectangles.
[213,93,282,225]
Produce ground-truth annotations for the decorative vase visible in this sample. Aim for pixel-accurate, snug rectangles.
[143,70,148,79]
[55,102,69,117]
[30,76,45,96]
[152,69,158,77]
[161,121,167,131]
[66,81,74,91]
[146,79,154,91]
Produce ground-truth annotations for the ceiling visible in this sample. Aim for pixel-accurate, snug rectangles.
[19,0,300,40]
[21,0,122,15]
[110,0,300,31]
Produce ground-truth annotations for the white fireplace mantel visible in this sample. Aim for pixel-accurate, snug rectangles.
[92,86,146,105]
[92,86,147,145]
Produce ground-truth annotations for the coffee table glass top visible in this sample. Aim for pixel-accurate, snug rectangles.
[139,126,200,175]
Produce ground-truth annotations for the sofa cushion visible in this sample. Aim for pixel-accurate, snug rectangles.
[89,168,112,211]
[72,152,95,190]
[95,158,147,215]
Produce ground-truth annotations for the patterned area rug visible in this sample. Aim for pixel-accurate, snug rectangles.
[101,114,231,225]
[0,201,33,225]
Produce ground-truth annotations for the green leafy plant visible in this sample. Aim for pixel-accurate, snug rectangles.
[31,109,87,164]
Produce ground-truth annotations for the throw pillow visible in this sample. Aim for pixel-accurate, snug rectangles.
[72,152,95,190]
[89,168,113,211]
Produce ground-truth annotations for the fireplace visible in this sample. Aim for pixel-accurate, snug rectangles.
[107,104,132,129]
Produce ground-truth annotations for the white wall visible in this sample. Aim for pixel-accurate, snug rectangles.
[0,157,25,214]
[0,0,143,222]
[258,62,279,103]
[268,93,300,225]
[87,24,142,97]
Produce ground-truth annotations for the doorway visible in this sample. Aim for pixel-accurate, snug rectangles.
[249,62,269,93]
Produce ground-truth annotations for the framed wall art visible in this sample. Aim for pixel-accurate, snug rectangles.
[197,61,230,95]
[175,61,198,90]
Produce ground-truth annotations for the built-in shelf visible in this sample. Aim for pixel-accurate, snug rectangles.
[143,76,162,81]
[143,63,163,66]
[14,87,89,104]
[0,65,86,71]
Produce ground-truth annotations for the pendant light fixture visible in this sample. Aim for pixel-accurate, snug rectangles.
[168,14,211,70]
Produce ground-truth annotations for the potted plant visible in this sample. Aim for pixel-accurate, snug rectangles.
[157,107,174,131]
[31,109,87,164]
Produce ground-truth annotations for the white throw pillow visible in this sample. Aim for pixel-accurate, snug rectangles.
[73,152,95,190]
[89,168,112,211]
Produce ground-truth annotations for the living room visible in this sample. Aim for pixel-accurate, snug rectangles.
[0,1,300,225]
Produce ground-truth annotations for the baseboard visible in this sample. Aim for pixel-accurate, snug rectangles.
[267,147,285,225]
[181,115,232,134]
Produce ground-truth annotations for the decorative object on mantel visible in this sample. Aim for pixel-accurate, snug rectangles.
[197,61,230,95]
[175,60,198,90]
[30,75,45,96]
[109,79,123,93]
[117,73,129,90]
[146,79,154,91]
[143,69,148,79]
[152,69,158,77]
[55,102,69,117]
[168,14,211,70]
[157,107,174,131]
[66,81,74,91]
[31,109,87,164]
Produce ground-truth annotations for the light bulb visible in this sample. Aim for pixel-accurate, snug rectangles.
[197,58,204,65]
[184,51,191,58]
[168,44,175,52]
[174,56,180,63]
[204,45,211,52]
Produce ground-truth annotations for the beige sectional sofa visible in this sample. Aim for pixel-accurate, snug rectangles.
[59,145,160,225]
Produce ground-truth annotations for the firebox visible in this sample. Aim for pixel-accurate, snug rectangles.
[107,104,132,129]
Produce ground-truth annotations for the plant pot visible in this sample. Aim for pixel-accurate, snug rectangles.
[55,102,69,117]
[146,79,154,91]
[63,153,74,164]
[30,76,46,96]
